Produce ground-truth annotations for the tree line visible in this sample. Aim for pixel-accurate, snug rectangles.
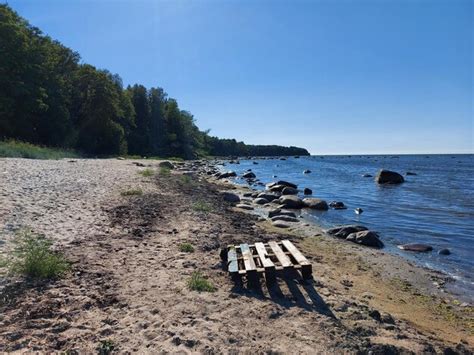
[0,5,309,159]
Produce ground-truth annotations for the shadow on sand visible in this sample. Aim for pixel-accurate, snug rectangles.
[230,269,335,318]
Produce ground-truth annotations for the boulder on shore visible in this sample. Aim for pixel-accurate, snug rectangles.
[282,187,298,195]
[277,195,304,209]
[272,221,290,228]
[221,192,240,203]
[268,208,297,218]
[398,244,433,252]
[217,171,237,179]
[271,215,299,223]
[302,198,329,210]
[254,197,269,205]
[236,204,254,210]
[325,225,368,239]
[303,188,312,195]
[257,192,280,202]
[346,230,384,248]
[159,161,174,169]
[375,169,404,184]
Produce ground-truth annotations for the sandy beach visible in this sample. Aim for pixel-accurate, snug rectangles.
[0,158,472,353]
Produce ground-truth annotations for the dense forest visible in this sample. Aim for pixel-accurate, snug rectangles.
[0,5,309,159]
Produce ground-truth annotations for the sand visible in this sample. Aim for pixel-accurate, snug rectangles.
[0,157,472,353]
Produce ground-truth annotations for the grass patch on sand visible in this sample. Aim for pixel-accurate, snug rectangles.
[120,188,143,196]
[0,140,80,160]
[179,174,193,185]
[159,166,171,176]
[96,339,116,355]
[179,243,195,253]
[1,229,69,279]
[188,271,215,292]
[192,200,212,213]
[138,168,155,177]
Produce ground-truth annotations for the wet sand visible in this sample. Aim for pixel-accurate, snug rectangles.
[0,158,472,353]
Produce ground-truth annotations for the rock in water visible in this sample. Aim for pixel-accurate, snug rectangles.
[222,192,240,203]
[277,195,304,209]
[354,208,363,214]
[438,248,451,255]
[362,173,373,178]
[325,225,368,238]
[346,231,384,248]
[398,244,433,252]
[276,180,297,189]
[302,198,329,210]
[375,169,404,184]
[242,171,256,179]
[303,169,311,174]
[405,171,417,176]
[329,201,346,209]
[303,188,312,195]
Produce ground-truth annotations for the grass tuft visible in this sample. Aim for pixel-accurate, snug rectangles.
[180,174,193,185]
[120,188,143,196]
[1,229,69,279]
[159,166,171,176]
[192,201,212,213]
[138,168,154,177]
[188,271,215,292]
[0,140,80,160]
[179,243,194,253]
[96,339,115,355]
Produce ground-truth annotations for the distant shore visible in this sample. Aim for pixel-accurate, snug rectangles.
[0,157,472,353]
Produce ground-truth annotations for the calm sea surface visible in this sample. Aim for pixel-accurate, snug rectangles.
[225,155,474,299]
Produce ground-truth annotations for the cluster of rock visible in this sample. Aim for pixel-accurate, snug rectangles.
[325,225,384,248]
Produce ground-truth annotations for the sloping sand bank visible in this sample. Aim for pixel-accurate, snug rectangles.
[0,158,472,353]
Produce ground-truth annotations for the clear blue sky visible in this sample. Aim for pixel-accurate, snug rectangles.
[8,0,473,154]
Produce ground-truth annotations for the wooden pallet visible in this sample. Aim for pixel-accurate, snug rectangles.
[222,240,312,285]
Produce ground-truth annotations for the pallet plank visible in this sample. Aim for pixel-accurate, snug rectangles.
[281,240,312,279]
[268,241,292,268]
[240,244,257,271]
[227,247,239,273]
[254,242,274,269]
[281,240,310,265]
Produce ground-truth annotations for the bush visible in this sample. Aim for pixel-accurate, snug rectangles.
[2,229,69,279]
[188,271,215,292]
[179,243,194,253]
[120,188,143,196]
[0,140,80,160]
[138,168,154,177]
[192,201,212,213]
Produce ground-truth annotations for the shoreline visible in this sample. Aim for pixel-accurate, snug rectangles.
[0,157,472,353]
[211,157,474,302]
